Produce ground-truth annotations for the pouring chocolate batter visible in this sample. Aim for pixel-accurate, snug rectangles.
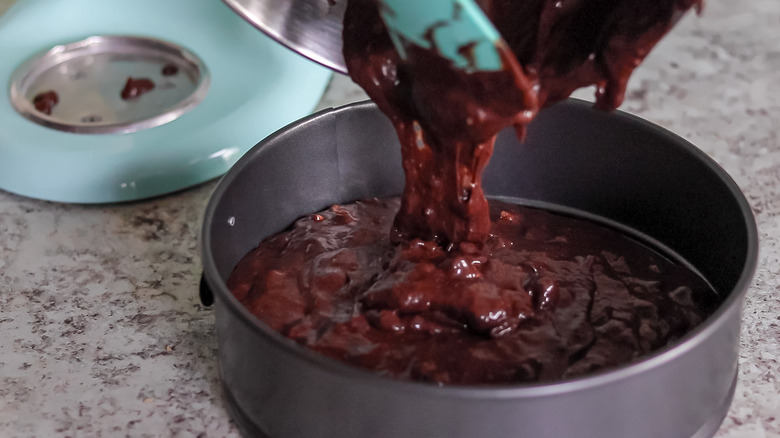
[343,0,702,245]
[228,0,714,385]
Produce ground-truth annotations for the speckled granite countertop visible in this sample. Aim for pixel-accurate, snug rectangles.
[1,0,778,437]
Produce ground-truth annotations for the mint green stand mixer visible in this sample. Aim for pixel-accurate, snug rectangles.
[0,0,332,203]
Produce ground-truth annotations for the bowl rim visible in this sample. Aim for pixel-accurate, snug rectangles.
[201,98,759,398]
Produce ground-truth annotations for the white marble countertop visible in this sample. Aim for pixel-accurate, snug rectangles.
[1,0,778,437]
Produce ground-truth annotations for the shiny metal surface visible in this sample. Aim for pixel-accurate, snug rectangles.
[9,35,210,134]
[222,0,347,73]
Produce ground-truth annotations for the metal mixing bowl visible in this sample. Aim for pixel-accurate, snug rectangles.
[222,0,347,73]
[201,100,757,438]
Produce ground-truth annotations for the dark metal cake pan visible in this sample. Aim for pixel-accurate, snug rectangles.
[201,100,758,438]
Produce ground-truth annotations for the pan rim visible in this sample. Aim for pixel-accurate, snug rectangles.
[201,98,759,399]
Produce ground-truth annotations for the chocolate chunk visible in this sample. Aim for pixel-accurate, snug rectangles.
[121,77,155,100]
[161,64,179,76]
[32,91,59,115]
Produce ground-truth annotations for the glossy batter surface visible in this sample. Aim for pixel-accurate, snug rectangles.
[228,198,717,384]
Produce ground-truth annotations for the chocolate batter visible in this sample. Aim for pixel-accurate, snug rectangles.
[120,77,155,100]
[229,198,717,384]
[33,91,58,115]
[342,0,702,245]
[161,64,179,76]
[229,0,713,384]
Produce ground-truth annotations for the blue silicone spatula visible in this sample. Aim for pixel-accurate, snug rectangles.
[377,0,506,72]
